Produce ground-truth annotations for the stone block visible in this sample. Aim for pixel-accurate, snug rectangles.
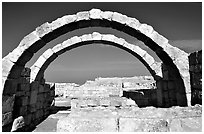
[51,16,68,31]
[100,98,110,106]
[28,104,37,113]
[30,81,39,91]
[36,109,44,119]
[30,90,38,104]
[42,48,54,59]
[168,81,175,90]
[52,43,63,54]
[149,31,168,47]
[2,58,15,77]
[57,116,118,132]
[18,77,30,84]
[189,52,197,65]
[20,67,31,77]
[112,12,127,24]
[92,32,102,40]
[169,117,202,132]
[15,106,28,116]
[125,17,140,29]
[63,14,77,24]
[36,22,52,37]
[76,11,90,21]
[139,24,154,37]
[163,81,168,91]
[119,118,168,132]
[15,96,29,106]
[143,53,155,66]
[24,114,32,126]
[11,116,25,132]
[36,102,43,110]
[17,83,30,92]
[101,11,113,21]
[34,55,47,68]
[38,84,44,93]
[89,8,102,19]
[2,111,13,126]
[197,50,202,64]
[70,36,81,45]
[3,78,18,95]
[2,95,15,114]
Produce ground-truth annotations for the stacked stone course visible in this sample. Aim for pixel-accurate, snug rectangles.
[189,50,202,105]
[2,67,55,132]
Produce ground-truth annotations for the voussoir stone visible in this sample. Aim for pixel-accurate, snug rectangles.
[142,52,155,66]
[112,12,128,24]
[132,45,146,57]
[101,11,113,21]
[36,22,52,37]
[42,48,54,59]
[50,17,67,31]
[126,17,141,30]
[139,24,154,37]
[76,11,90,21]
[113,37,125,46]
[149,31,168,47]
[19,31,41,50]
[63,14,77,24]
[81,34,92,42]
[52,43,63,53]
[70,36,81,45]
[92,32,102,40]
[89,8,102,19]
[33,55,47,68]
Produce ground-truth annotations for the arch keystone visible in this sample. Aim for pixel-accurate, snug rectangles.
[92,32,102,40]
[89,8,102,19]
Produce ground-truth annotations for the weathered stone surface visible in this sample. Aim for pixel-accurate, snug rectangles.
[20,67,31,77]
[15,96,29,106]
[42,48,54,59]
[30,66,40,81]
[101,11,113,21]
[50,17,66,31]
[18,30,41,50]
[2,111,13,126]
[17,83,30,92]
[2,58,15,77]
[63,14,77,24]
[142,52,155,66]
[2,95,15,114]
[33,56,47,68]
[81,34,92,42]
[3,78,18,95]
[119,118,168,132]
[76,11,89,21]
[125,17,140,29]
[89,8,102,19]
[149,31,168,47]
[36,22,52,37]
[139,24,154,37]
[57,117,118,132]
[11,116,25,132]
[30,90,38,104]
[52,43,63,54]
[70,36,81,45]
[112,12,128,24]
[92,32,102,40]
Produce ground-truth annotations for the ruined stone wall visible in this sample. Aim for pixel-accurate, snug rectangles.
[57,105,202,132]
[2,67,55,132]
[189,50,202,105]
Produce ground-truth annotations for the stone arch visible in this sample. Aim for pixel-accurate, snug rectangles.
[30,32,162,82]
[2,8,190,106]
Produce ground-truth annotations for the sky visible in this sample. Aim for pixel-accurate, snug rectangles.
[2,2,202,85]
